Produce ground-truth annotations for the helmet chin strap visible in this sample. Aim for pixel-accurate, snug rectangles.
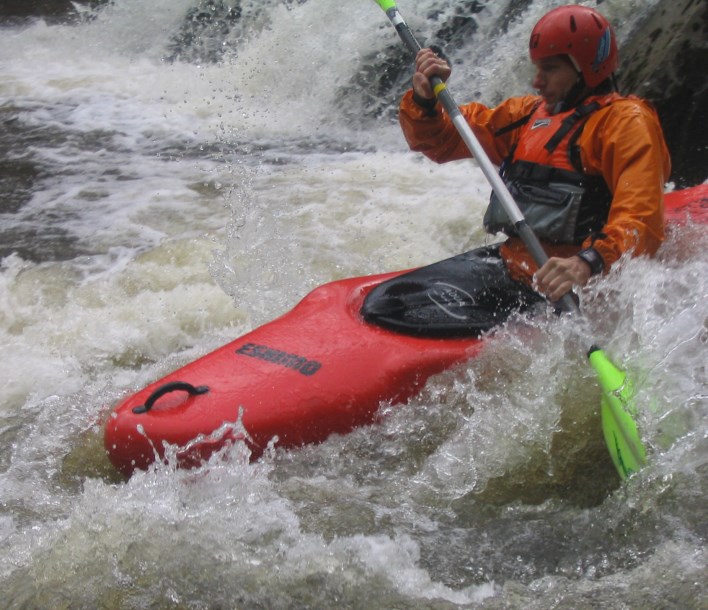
[552,73,590,114]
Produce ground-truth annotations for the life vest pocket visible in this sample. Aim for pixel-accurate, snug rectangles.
[484,181,586,244]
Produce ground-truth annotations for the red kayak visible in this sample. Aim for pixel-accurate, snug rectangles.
[104,185,707,476]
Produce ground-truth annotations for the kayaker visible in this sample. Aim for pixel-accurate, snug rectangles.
[362,4,671,337]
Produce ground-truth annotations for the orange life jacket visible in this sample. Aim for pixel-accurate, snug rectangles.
[484,94,618,244]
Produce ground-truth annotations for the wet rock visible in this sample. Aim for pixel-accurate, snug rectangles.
[0,0,103,25]
[165,0,243,64]
[620,0,707,186]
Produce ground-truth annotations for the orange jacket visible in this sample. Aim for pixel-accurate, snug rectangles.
[399,90,672,284]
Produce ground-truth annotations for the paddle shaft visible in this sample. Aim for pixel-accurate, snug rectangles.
[380,4,579,314]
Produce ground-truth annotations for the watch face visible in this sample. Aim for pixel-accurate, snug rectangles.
[578,248,603,275]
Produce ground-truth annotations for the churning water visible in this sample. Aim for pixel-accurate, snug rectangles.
[1,0,705,607]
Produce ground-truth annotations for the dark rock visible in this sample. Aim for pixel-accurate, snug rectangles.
[0,0,104,25]
[165,0,243,64]
[619,0,707,186]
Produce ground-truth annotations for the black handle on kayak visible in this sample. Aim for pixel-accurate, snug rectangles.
[132,381,209,414]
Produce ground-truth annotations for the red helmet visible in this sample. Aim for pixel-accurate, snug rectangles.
[529,5,618,88]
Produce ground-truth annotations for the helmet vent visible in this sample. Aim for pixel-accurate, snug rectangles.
[591,14,603,28]
[569,16,577,32]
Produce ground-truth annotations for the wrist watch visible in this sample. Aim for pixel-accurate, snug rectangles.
[576,247,604,276]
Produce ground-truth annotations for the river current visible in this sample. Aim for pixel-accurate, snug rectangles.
[1,0,706,608]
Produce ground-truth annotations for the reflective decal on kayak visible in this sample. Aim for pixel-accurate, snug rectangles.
[427,282,477,320]
[235,342,322,376]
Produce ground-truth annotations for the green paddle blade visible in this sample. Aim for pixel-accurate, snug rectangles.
[374,0,398,10]
[589,348,647,479]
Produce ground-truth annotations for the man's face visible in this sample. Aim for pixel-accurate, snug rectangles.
[531,55,581,111]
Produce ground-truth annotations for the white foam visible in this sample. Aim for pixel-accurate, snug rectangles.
[0,0,705,607]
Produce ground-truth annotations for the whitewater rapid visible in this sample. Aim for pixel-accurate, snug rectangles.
[1,0,705,608]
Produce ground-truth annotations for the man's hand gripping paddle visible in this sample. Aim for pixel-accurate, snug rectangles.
[373,0,646,479]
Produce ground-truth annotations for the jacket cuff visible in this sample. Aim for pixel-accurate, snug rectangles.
[576,247,605,276]
[411,91,438,115]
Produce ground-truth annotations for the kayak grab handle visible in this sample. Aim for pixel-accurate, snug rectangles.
[132,381,209,414]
